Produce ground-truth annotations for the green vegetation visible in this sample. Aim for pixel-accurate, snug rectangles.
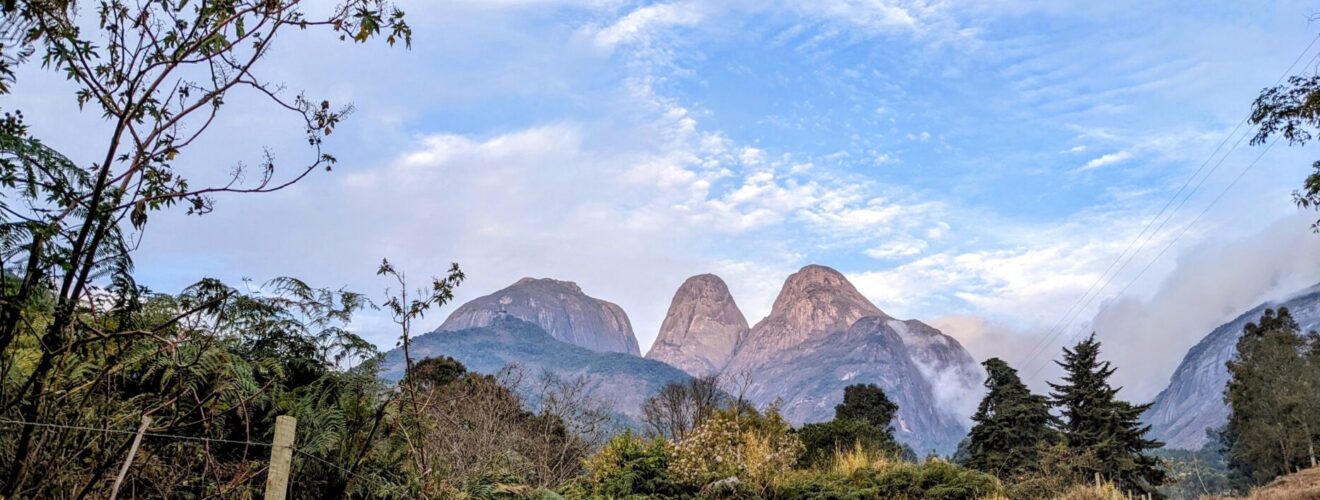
[964,358,1059,480]
[1220,307,1320,489]
[0,0,1303,497]
[1050,334,1166,496]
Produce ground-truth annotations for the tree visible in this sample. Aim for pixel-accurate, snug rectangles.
[798,383,911,466]
[376,258,464,484]
[965,357,1058,480]
[834,383,899,431]
[641,374,727,441]
[1049,334,1165,496]
[1250,73,1320,231]
[1220,307,1320,487]
[0,0,415,493]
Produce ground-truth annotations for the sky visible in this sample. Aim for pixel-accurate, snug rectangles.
[15,0,1320,402]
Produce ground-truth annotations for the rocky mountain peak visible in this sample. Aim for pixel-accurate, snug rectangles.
[437,277,641,356]
[513,277,583,294]
[645,274,749,377]
[764,264,887,338]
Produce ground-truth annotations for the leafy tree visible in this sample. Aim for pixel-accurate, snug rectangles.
[798,383,912,467]
[0,0,415,493]
[1250,74,1320,230]
[798,419,909,467]
[414,355,468,388]
[965,357,1059,480]
[1220,307,1320,487]
[1049,334,1165,496]
[835,383,899,431]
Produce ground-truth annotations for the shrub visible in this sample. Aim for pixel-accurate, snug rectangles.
[773,459,1004,500]
[571,430,684,498]
[797,419,905,468]
[669,406,804,495]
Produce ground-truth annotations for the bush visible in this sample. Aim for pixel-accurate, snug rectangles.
[773,459,1004,500]
[669,406,804,495]
[797,419,906,468]
[570,430,685,498]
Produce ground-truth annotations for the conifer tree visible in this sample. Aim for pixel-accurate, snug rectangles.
[1049,334,1165,495]
[965,358,1058,479]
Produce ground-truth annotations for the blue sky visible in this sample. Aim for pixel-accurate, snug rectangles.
[17,0,1320,399]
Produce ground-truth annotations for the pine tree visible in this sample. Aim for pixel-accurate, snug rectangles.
[965,358,1058,479]
[1222,307,1320,487]
[1049,334,1166,495]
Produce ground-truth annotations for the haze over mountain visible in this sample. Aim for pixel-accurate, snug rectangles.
[384,265,982,454]
[645,274,749,377]
[381,315,690,422]
[1146,282,1320,449]
[722,265,978,454]
[438,277,641,356]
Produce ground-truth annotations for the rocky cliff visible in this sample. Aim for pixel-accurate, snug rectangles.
[721,264,979,455]
[437,277,641,356]
[1146,283,1320,449]
[645,274,749,377]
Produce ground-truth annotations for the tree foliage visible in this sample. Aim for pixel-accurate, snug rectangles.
[833,383,898,431]
[1251,75,1320,230]
[964,357,1059,481]
[1049,334,1166,497]
[1220,307,1320,488]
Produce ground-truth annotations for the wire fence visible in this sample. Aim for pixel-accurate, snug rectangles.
[0,415,391,497]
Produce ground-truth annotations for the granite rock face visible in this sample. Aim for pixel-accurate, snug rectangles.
[720,264,979,455]
[1146,283,1320,449]
[724,265,886,375]
[645,274,749,377]
[437,277,641,356]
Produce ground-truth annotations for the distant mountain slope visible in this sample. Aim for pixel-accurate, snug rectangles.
[437,277,641,356]
[645,274,749,377]
[1146,283,1320,449]
[381,315,690,421]
[721,265,979,455]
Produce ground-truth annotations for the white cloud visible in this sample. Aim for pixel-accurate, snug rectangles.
[1075,150,1133,173]
[864,239,928,259]
[588,2,705,49]
[873,153,900,165]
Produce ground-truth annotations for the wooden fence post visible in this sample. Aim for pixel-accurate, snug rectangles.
[264,415,297,500]
[109,415,152,500]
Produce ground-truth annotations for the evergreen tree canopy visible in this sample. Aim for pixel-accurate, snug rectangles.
[1049,334,1165,496]
[834,383,898,431]
[965,357,1058,479]
[1221,307,1320,488]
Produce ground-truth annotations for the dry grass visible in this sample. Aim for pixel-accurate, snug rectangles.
[1054,480,1138,500]
[828,442,892,475]
[1236,466,1320,500]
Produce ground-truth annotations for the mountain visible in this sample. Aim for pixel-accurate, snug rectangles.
[437,277,641,356]
[381,315,690,421]
[645,274,749,377]
[722,264,979,455]
[1146,283,1320,449]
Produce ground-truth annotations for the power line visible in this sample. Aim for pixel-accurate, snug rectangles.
[0,417,273,447]
[1010,32,1320,377]
[1024,136,1280,383]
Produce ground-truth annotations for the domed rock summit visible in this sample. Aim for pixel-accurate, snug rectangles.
[437,277,641,356]
[644,274,749,377]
